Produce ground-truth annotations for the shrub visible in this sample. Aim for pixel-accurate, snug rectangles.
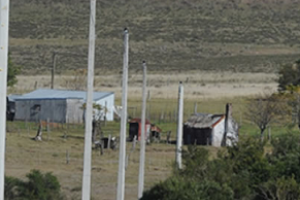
[278,59,300,91]
[142,135,300,200]
[5,170,64,200]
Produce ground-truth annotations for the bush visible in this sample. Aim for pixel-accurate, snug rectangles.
[4,176,19,200]
[5,170,64,200]
[278,59,300,91]
[142,135,300,200]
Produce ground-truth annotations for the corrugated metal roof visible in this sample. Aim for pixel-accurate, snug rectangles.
[184,113,225,129]
[14,89,114,101]
[7,94,22,102]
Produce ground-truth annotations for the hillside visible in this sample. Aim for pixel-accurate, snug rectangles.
[9,0,300,74]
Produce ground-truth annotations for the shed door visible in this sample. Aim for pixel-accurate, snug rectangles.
[195,128,212,145]
[129,123,139,141]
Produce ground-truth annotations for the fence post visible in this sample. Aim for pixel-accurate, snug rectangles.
[66,150,70,164]
[47,118,50,132]
[108,134,111,149]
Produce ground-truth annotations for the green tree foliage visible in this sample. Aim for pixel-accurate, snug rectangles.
[7,54,21,87]
[4,170,64,200]
[278,59,300,91]
[142,135,300,200]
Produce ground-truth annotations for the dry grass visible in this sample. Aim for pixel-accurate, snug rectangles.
[5,122,191,200]
[12,71,278,99]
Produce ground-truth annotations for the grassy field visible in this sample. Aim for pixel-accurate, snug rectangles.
[5,120,177,200]
[5,105,299,200]
[8,0,300,74]
[6,87,300,200]
[5,96,300,199]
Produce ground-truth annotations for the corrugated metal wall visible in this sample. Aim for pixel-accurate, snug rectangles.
[66,99,84,124]
[15,99,67,123]
[14,94,115,124]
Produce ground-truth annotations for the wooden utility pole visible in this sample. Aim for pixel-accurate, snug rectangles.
[81,0,96,199]
[138,61,147,199]
[117,28,129,200]
[0,0,9,198]
[176,82,184,169]
[51,52,57,89]
[222,103,231,147]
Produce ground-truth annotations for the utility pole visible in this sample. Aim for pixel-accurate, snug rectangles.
[138,61,147,199]
[51,52,57,89]
[81,0,96,199]
[0,0,9,199]
[176,82,184,169]
[222,103,230,147]
[117,28,129,200]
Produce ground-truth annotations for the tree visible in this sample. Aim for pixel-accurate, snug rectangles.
[278,59,300,91]
[7,53,21,87]
[246,91,279,141]
[273,87,300,133]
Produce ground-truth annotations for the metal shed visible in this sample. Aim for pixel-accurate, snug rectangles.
[13,89,115,123]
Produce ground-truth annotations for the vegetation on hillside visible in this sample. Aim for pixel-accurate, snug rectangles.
[9,0,300,74]
[142,135,300,200]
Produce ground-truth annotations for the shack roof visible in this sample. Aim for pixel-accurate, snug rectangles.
[129,118,151,124]
[184,113,225,129]
[13,89,114,101]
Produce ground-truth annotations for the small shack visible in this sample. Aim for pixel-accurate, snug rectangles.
[13,89,115,123]
[128,118,151,141]
[128,118,162,142]
[183,104,238,147]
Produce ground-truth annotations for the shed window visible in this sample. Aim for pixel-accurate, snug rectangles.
[33,104,41,111]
